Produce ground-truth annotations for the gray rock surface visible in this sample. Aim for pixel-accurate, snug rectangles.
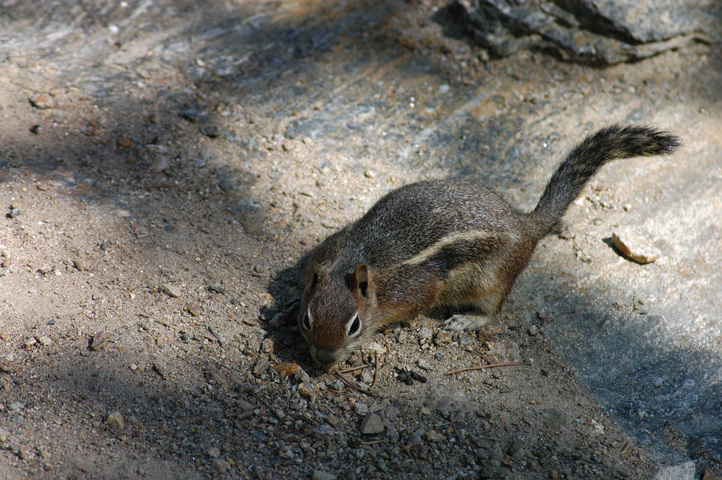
[447,0,719,63]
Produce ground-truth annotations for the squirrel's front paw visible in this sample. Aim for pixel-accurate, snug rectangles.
[442,313,491,332]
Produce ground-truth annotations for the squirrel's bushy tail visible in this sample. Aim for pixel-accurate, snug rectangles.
[529,124,679,234]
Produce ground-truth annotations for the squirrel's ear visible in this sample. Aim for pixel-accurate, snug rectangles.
[310,260,331,290]
[352,264,373,299]
[316,260,331,278]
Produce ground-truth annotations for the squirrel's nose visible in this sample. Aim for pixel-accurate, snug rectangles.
[310,346,344,370]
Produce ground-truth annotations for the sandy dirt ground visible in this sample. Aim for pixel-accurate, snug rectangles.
[1,1,721,479]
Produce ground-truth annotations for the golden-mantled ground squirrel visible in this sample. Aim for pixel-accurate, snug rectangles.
[298,125,679,368]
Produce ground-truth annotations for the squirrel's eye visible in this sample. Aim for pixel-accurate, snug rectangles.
[347,313,361,337]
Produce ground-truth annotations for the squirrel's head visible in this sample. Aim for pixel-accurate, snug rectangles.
[298,262,382,369]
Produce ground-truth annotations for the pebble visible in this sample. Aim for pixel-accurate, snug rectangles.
[212,458,230,473]
[313,470,337,480]
[273,362,301,377]
[425,429,444,442]
[354,402,369,416]
[199,122,221,138]
[0,360,20,373]
[325,414,341,427]
[89,333,115,351]
[29,94,54,109]
[611,227,661,264]
[360,413,384,435]
[73,258,89,271]
[253,356,271,375]
[151,157,171,173]
[208,282,227,294]
[261,338,276,354]
[206,447,221,458]
[106,411,124,430]
[36,335,52,346]
[418,327,433,341]
[163,284,182,298]
[652,461,695,480]
[435,330,453,345]
[407,432,423,447]
[152,362,167,379]
[8,208,21,219]
[297,382,317,399]
[417,360,433,371]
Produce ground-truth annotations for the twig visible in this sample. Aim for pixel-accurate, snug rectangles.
[358,439,385,446]
[371,351,380,390]
[337,364,372,374]
[247,391,285,420]
[446,362,525,375]
[333,369,382,398]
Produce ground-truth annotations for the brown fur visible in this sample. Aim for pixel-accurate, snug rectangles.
[297,125,679,368]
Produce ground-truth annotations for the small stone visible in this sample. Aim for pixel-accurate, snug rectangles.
[185,304,202,316]
[199,122,221,138]
[325,414,341,427]
[425,429,444,442]
[73,259,90,271]
[253,356,271,375]
[611,227,661,264]
[407,432,423,447]
[354,402,369,416]
[417,360,433,371]
[261,338,277,354]
[297,382,317,400]
[152,362,167,379]
[273,362,301,377]
[212,458,230,473]
[106,411,124,430]
[652,461,695,480]
[208,282,226,294]
[36,335,52,346]
[418,327,433,341]
[313,470,337,480]
[8,208,21,218]
[162,284,182,298]
[151,156,171,173]
[527,325,539,336]
[23,338,37,349]
[30,94,54,109]
[360,413,384,435]
[364,169,376,179]
[0,360,20,373]
[435,330,453,345]
[278,445,295,459]
[89,333,115,351]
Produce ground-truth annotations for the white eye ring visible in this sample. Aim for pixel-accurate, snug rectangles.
[346,312,361,337]
[302,307,313,331]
